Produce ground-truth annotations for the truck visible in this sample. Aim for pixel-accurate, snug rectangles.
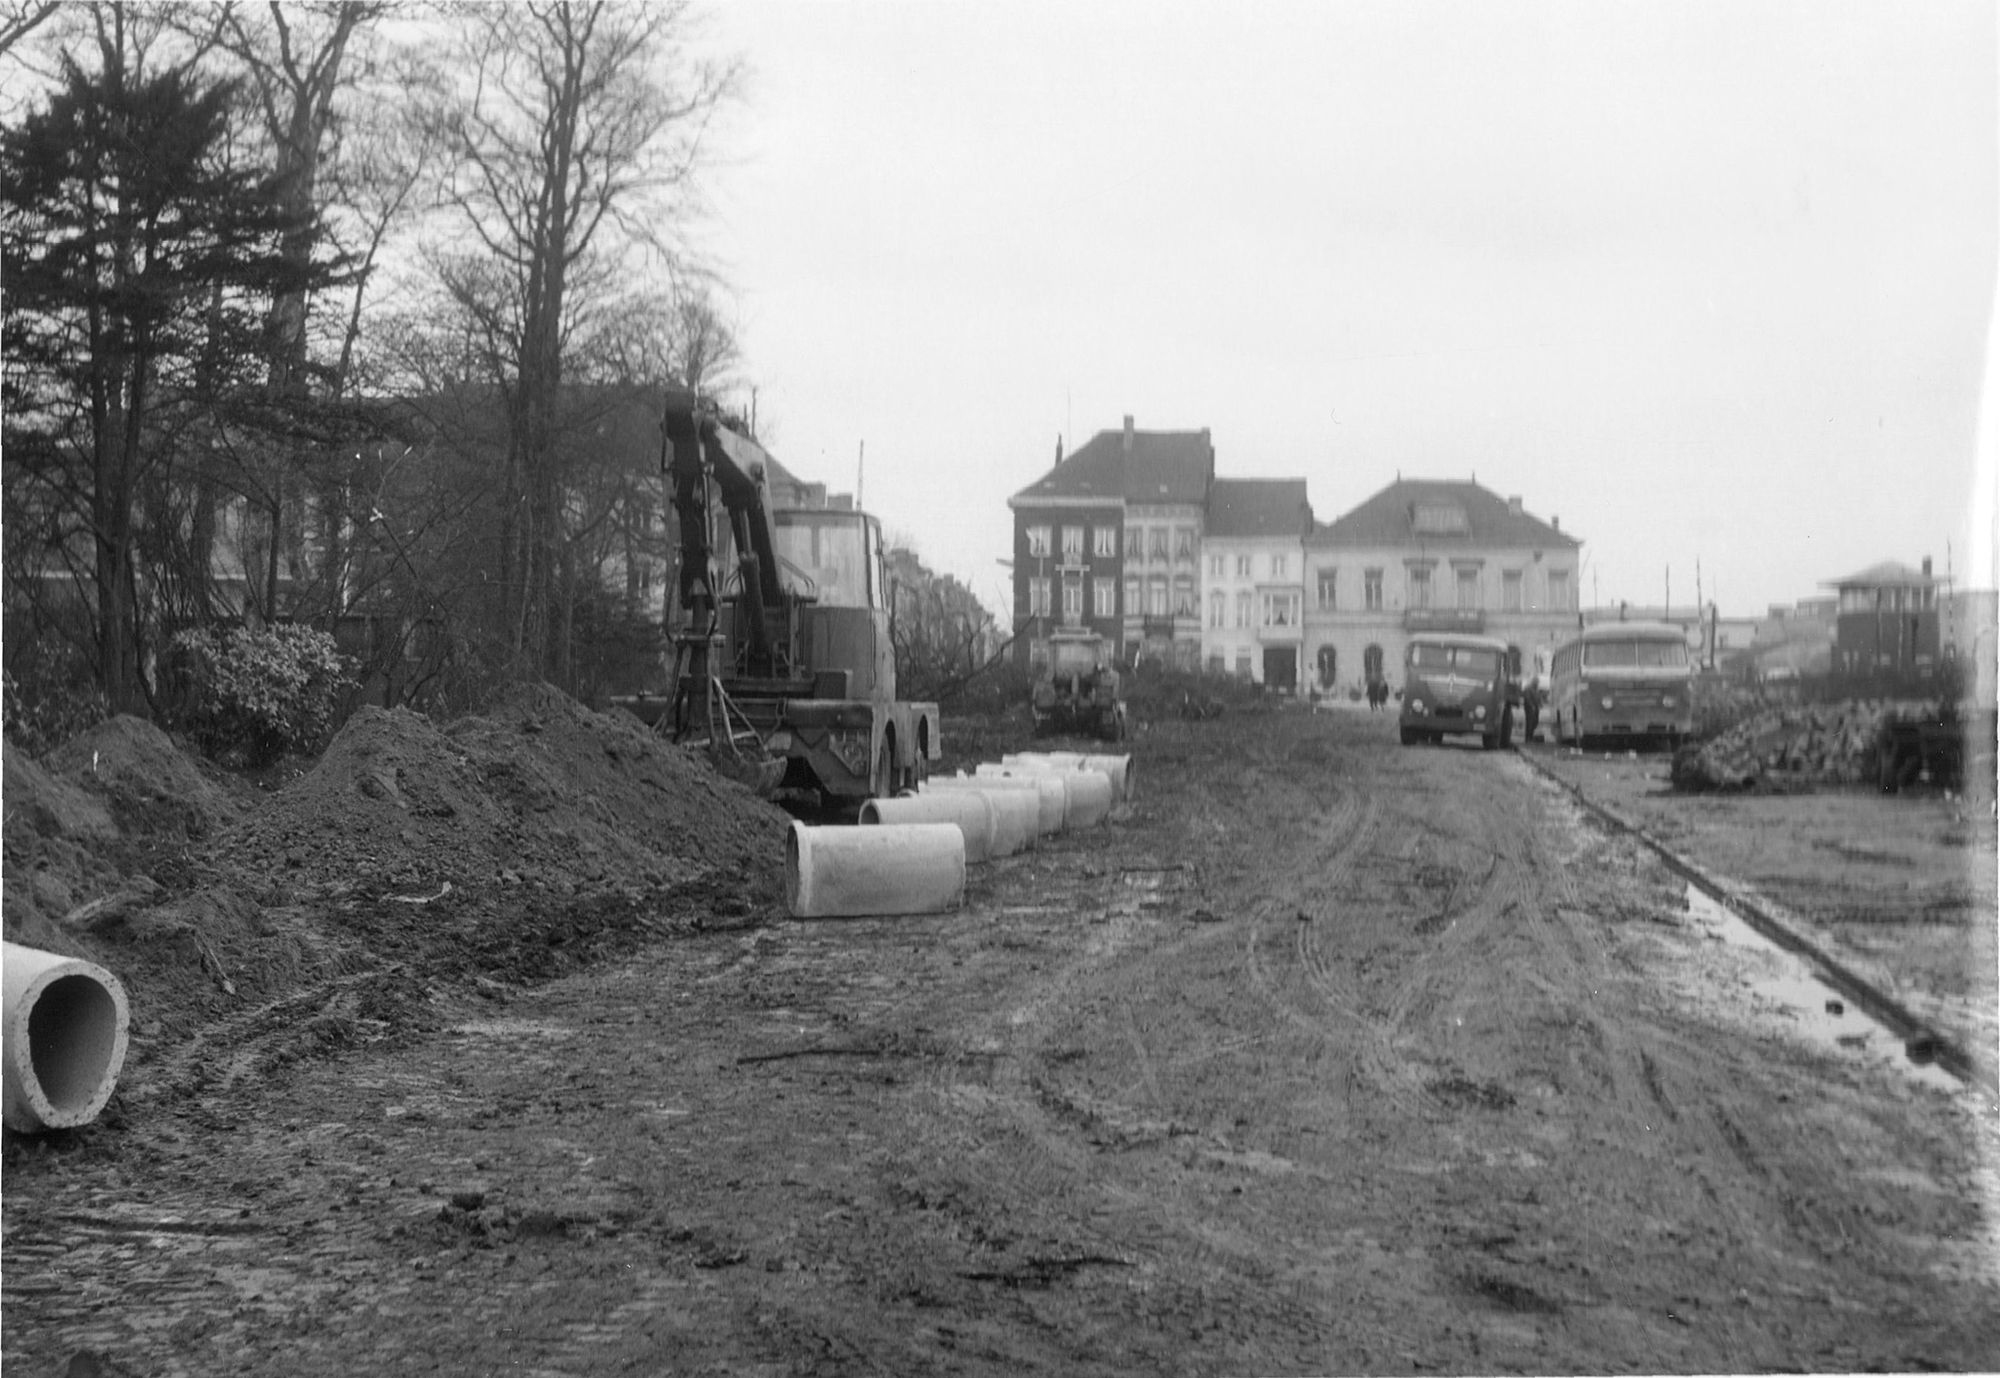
[614,386,940,804]
[1398,632,1516,750]
[1031,632,1128,741]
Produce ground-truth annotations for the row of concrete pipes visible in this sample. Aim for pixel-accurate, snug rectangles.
[785,751,1135,919]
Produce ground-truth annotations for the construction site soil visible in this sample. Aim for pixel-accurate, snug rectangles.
[4,693,1997,1375]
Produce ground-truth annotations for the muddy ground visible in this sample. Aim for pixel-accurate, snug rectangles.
[5,697,1998,1375]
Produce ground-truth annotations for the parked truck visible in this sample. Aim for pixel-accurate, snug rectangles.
[613,386,940,804]
[1031,632,1128,741]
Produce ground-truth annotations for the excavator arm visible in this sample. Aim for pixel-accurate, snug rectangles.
[661,385,789,676]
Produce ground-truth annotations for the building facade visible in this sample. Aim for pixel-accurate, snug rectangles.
[1200,478,1312,690]
[1303,479,1581,699]
[1008,417,1214,671]
[1824,559,1944,677]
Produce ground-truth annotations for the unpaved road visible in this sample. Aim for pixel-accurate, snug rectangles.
[7,706,1998,1375]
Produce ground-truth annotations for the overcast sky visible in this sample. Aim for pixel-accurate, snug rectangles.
[696,0,1996,620]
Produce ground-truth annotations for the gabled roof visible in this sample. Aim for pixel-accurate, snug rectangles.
[1010,424,1213,506]
[1310,478,1577,549]
[1207,478,1311,539]
[1822,561,1935,590]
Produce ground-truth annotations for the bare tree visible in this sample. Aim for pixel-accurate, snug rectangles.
[420,0,737,687]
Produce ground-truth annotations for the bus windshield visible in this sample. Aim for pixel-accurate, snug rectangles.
[1411,644,1500,676]
[1583,639,1688,669]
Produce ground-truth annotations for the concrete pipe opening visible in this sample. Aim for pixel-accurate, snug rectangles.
[3,943,131,1134]
[786,821,966,919]
[860,791,996,864]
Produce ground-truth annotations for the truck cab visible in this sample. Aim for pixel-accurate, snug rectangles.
[1399,633,1516,750]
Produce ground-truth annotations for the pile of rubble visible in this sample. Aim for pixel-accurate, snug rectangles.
[1670,698,1950,793]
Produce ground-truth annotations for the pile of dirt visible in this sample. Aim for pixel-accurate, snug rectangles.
[45,714,244,840]
[1671,698,1948,793]
[2,684,793,1106]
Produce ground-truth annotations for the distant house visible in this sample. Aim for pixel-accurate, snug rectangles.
[1201,478,1313,689]
[1824,559,1943,677]
[1304,479,1581,697]
[1007,416,1215,671]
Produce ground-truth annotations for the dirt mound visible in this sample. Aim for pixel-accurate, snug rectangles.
[221,704,517,897]
[44,715,242,840]
[444,682,786,898]
[2,743,123,947]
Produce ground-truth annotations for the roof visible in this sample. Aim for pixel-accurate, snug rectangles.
[1207,478,1312,539]
[1011,424,1214,506]
[1822,561,1936,590]
[1310,478,1577,548]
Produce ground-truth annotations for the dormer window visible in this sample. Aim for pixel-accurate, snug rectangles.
[1411,503,1469,535]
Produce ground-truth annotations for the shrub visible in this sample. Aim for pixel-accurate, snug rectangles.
[167,624,356,766]
[1,650,108,754]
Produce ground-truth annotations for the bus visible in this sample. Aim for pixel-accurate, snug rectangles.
[1399,633,1516,749]
[1547,621,1693,750]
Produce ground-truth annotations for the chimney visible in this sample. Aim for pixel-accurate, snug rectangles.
[1507,495,1523,516]
[1123,415,1135,455]
[1922,555,1933,578]
[1551,515,1560,531]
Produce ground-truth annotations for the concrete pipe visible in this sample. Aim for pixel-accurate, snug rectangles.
[1080,753,1134,802]
[3,942,131,1134]
[786,821,965,919]
[995,753,1130,805]
[1057,769,1115,828]
[861,791,996,864]
[1005,751,1086,771]
[961,769,1067,835]
[920,782,1038,857]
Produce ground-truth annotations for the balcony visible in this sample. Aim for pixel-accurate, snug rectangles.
[1404,607,1485,633]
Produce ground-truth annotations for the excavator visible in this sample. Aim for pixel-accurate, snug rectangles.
[614,385,940,805]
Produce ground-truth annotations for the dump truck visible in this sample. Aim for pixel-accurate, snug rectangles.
[613,386,940,804]
[1031,632,1128,741]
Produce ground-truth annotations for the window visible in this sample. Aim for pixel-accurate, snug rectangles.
[1148,576,1169,616]
[1365,569,1384,611]
[1548,569,1572,611]
[1124,576,1140,614]
[1175,526,1196,561]
[1262,591,1301,627]
[1062,526,1084,560]
[1235,553,1252,578]
[1026,525,1051,558]
[1148,527,1170,561]
[1235,652,1253,678]
[1207,654,1226,674]
[1125,525,1143,559]
[1208,554,1225,579]
[1094,525,1116,558]
[1093,578,1116,618]
[1235,591,1252,628]
[1174,577,1196,616]
[1062,576,1083,622]
[1409,566,1432,609]
[1317,569,1337,610]
[1208,591,1226,628]
[1271,553,1289,580]
[1502,570,1523,612]
[1456,566,1479,608]
[1028,577,1050,616]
